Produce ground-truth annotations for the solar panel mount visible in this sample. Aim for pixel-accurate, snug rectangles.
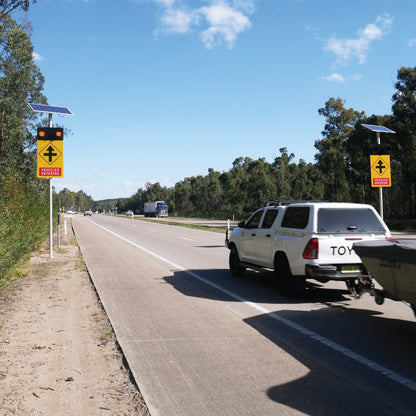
[361,124,395,134]
[28,103,73,116]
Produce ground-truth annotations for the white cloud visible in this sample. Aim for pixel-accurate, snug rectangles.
[199,2,251,49]
[321,73,345,83]
[33,52,44,62]
[152,0,256,49]
[324,13,393,66]
[408,38,416,47]
[321,73,363,83]
[161,7,198,34]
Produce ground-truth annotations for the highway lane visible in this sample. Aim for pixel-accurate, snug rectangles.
[72,215,416,416]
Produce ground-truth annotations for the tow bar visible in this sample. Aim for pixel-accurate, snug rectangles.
[346,273,385,305]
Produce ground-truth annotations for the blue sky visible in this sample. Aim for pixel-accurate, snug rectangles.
[22,0,416,200]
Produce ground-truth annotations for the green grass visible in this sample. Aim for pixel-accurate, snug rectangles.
[136,218,228,234]
[112,213,230,233]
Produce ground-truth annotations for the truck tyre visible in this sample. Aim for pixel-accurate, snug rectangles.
[274,254,291,295]
[229,246,246,277]
[290,275,306,297]
[274,254,305,297]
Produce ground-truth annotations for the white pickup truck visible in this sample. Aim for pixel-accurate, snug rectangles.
[226,201,392,296]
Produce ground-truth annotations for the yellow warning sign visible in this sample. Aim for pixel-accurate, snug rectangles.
[37,140,63,178]
[370,155,391,187]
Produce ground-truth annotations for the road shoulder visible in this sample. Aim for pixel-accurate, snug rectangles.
[0,219,149,415]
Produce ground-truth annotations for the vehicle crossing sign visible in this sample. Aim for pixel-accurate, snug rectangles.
[37,127,64,178]
[370,154,391,187]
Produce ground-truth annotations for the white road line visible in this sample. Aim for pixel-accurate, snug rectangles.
[90,221,416,392]
[181,237,193,242]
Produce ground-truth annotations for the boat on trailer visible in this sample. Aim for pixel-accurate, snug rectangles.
[353,239,416,316]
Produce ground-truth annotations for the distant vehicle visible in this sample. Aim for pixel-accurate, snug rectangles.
[144,201,168,218]
[84,209,92,216]
[66,210,76,214]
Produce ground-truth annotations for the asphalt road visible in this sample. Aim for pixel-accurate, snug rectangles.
[72,215,416,416]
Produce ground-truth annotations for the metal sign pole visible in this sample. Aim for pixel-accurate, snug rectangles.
[376,131,384,220]
[49,178,53,258]
[49,113,53,258]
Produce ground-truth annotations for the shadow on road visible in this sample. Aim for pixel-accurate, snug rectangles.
[163,268,416,415]
[243,309,416,416]
[164,268,350,305]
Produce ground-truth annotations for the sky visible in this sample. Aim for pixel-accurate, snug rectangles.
[19,0,416,200]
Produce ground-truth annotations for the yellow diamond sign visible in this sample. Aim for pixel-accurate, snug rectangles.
[370,154,391,187]
[37,140,63,178]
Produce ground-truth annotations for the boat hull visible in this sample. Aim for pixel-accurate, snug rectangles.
[353,239,416,305]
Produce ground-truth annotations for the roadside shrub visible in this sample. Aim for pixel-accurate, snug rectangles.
[0,174,49,286]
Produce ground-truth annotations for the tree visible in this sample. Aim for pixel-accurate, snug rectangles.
[0,0,36,20]
[391,66,416,217]
[174,178,193,214]
[272,147,294,199]
[315,97,365,201]
[0,14,46,188]
[288,159,324,201]
[57,188,95,212]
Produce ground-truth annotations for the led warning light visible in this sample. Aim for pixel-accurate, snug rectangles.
[37,127,64,140]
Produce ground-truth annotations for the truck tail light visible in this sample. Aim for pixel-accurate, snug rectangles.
[303,238,319,259]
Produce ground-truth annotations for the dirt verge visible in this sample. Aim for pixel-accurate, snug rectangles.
[0,220,150,415]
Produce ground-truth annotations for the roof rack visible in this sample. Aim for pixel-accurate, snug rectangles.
[264,200,329,207]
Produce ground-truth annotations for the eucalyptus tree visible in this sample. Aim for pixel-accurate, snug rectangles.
[0,14,46,189]
[315,97,365,201]
[0,0,36,20]
[173,178,193,214]
[288,159,324,201]
[391,66,416,217]
[205,167,223,214]
[222,157,251,217]
[272,147,294,199]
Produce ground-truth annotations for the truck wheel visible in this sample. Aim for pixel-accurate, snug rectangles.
[290,275,306,297]
[229,246,246,277]
[274,254,305,297]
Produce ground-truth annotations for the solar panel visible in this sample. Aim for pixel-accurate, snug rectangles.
[361,124,395,134]
[28,103,73,115]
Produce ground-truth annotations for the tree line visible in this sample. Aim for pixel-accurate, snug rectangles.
[0,1,48,282]
[56,188,95,213]
[117,68,416,222]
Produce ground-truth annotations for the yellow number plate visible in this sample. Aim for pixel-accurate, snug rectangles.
[340,265,360,274]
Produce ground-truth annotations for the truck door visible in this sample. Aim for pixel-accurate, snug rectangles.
[254,209,280,267]
[240,209,264,262]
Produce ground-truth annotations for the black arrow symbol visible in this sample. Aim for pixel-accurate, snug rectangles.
[376,159,386,174]
[43,145,57,163]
